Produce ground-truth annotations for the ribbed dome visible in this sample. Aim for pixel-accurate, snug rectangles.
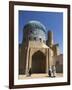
[23,20,47,42]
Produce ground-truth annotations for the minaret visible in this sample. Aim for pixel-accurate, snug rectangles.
[46,30,60,56]
[47,30,53,47]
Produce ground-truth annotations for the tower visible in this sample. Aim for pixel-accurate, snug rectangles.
[46,30,54,48]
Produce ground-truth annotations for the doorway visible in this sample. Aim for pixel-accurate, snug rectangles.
[32,50,46,73]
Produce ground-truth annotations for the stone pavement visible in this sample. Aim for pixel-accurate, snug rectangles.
[18,73,63,79]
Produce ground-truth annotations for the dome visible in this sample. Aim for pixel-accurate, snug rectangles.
[23,20,47,42]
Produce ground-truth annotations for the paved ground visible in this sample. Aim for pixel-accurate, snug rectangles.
[18,73,63,79]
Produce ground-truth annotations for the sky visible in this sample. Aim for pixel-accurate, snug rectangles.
[19,10,63,54]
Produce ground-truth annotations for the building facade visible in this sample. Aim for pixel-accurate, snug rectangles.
[19,21,63,75]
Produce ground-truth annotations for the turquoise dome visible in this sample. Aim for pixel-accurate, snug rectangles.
[23,20,47,42]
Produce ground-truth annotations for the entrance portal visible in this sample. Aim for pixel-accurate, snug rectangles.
[32,50,46,73]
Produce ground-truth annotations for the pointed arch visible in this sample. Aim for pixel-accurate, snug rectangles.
[32,50,46,73]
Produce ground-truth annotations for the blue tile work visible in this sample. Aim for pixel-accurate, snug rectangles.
[23,21,47,42]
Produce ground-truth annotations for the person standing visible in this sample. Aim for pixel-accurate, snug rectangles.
[48,66,52,77]
[52,65,56,77]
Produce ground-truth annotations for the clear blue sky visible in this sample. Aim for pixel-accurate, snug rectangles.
[19,10,63,54]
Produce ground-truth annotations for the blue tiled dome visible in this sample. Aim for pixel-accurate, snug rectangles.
[23,21,47,42]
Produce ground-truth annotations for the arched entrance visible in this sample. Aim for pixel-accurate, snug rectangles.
[32,50,46,73]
